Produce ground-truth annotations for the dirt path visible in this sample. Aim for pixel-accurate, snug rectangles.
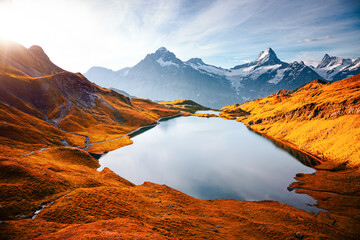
[23,113,181,156]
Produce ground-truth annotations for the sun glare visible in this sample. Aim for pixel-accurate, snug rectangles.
[0,2,13,41]
[0,0,87,48]
[0,1,46,45]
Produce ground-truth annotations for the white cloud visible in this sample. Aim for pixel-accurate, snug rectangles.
[1,0,359,72]
[304,36,332,42]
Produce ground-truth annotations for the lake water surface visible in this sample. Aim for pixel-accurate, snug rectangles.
[99,115,321,213]
[196,110,220,116]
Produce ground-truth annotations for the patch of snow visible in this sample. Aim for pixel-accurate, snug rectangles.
[268,68,286,84]
[157,58,179,68]
[258,49,269,60]
[312,68,331,79]
[315,56,356,80]
[226,64,282,90]
[227,64,281,78]
[313,65,346,80]
[348,61,360,71]
[187,62,227,76]
[123,69,129,76]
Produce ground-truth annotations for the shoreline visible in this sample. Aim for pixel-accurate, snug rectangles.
[4,111,356,239]
[245,125,323,168]
[2,112,359,239]
[21,112,183,158]
[95,113,327,214]
[87,112,182,155]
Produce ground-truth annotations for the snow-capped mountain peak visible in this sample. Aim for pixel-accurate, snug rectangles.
[317,54,331,68]
[145,47,182,68]
[186,58,205,65]
[156,46,168,53]
[84,46,358,108]
[313,54,357,81]
[153,47,176,60]
[291,61,305,67]
[231,48,283,71]
[255,48,273,60]
[254,48,282,66]
[317,54,352,69]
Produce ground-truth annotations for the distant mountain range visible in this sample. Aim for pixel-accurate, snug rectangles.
[85,47,360,108]
[311,54,360,81]
[86,47,237,109]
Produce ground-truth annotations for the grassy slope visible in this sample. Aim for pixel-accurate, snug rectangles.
[0,42,358,239]
[0,69,180,155]
[220,75,360,235]
[160,99,210,113]
[225,76,360,167]
[0,101,85,156]
[0,40,63,77]
[0,149,351,240]
[1,81,356,239]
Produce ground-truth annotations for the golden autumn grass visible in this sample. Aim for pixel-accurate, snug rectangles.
[231,76,360,167]
[0,147,353,239]
[1,84,358,239]
[219,75,360,236]
[160,99,210,113]
[87,136,133,154]
[160,99,221,118]
[0,57,180,155]
[0,101,85,157]
[1,41,359,239]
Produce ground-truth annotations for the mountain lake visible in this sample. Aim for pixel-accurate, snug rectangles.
[98,113,323,213]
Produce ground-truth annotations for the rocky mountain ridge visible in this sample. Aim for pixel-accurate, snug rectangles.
[86,47,358,108]
[312,53,360,81]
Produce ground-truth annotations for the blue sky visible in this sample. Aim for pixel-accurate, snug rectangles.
[1,0,359,72]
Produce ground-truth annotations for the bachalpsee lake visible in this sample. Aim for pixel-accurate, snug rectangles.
[99,112,322,213]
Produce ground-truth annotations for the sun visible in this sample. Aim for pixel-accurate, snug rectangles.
[0,0,67,46]
[0,0,39,44]
[0,1,15,41]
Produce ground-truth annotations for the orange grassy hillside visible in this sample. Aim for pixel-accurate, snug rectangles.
[160,99,210,113]
[220,104,250,119]
[1,95,353,239]
[0,101,84,157]
[0,42,179,156]
[0,41,177,232]
[226,75,360,167]
[0,40,63,77]
[219,75,360,234]
[0,148,353,240]
[1,41,358,239]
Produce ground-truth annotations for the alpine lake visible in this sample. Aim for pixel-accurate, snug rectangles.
[99,112,323,213]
